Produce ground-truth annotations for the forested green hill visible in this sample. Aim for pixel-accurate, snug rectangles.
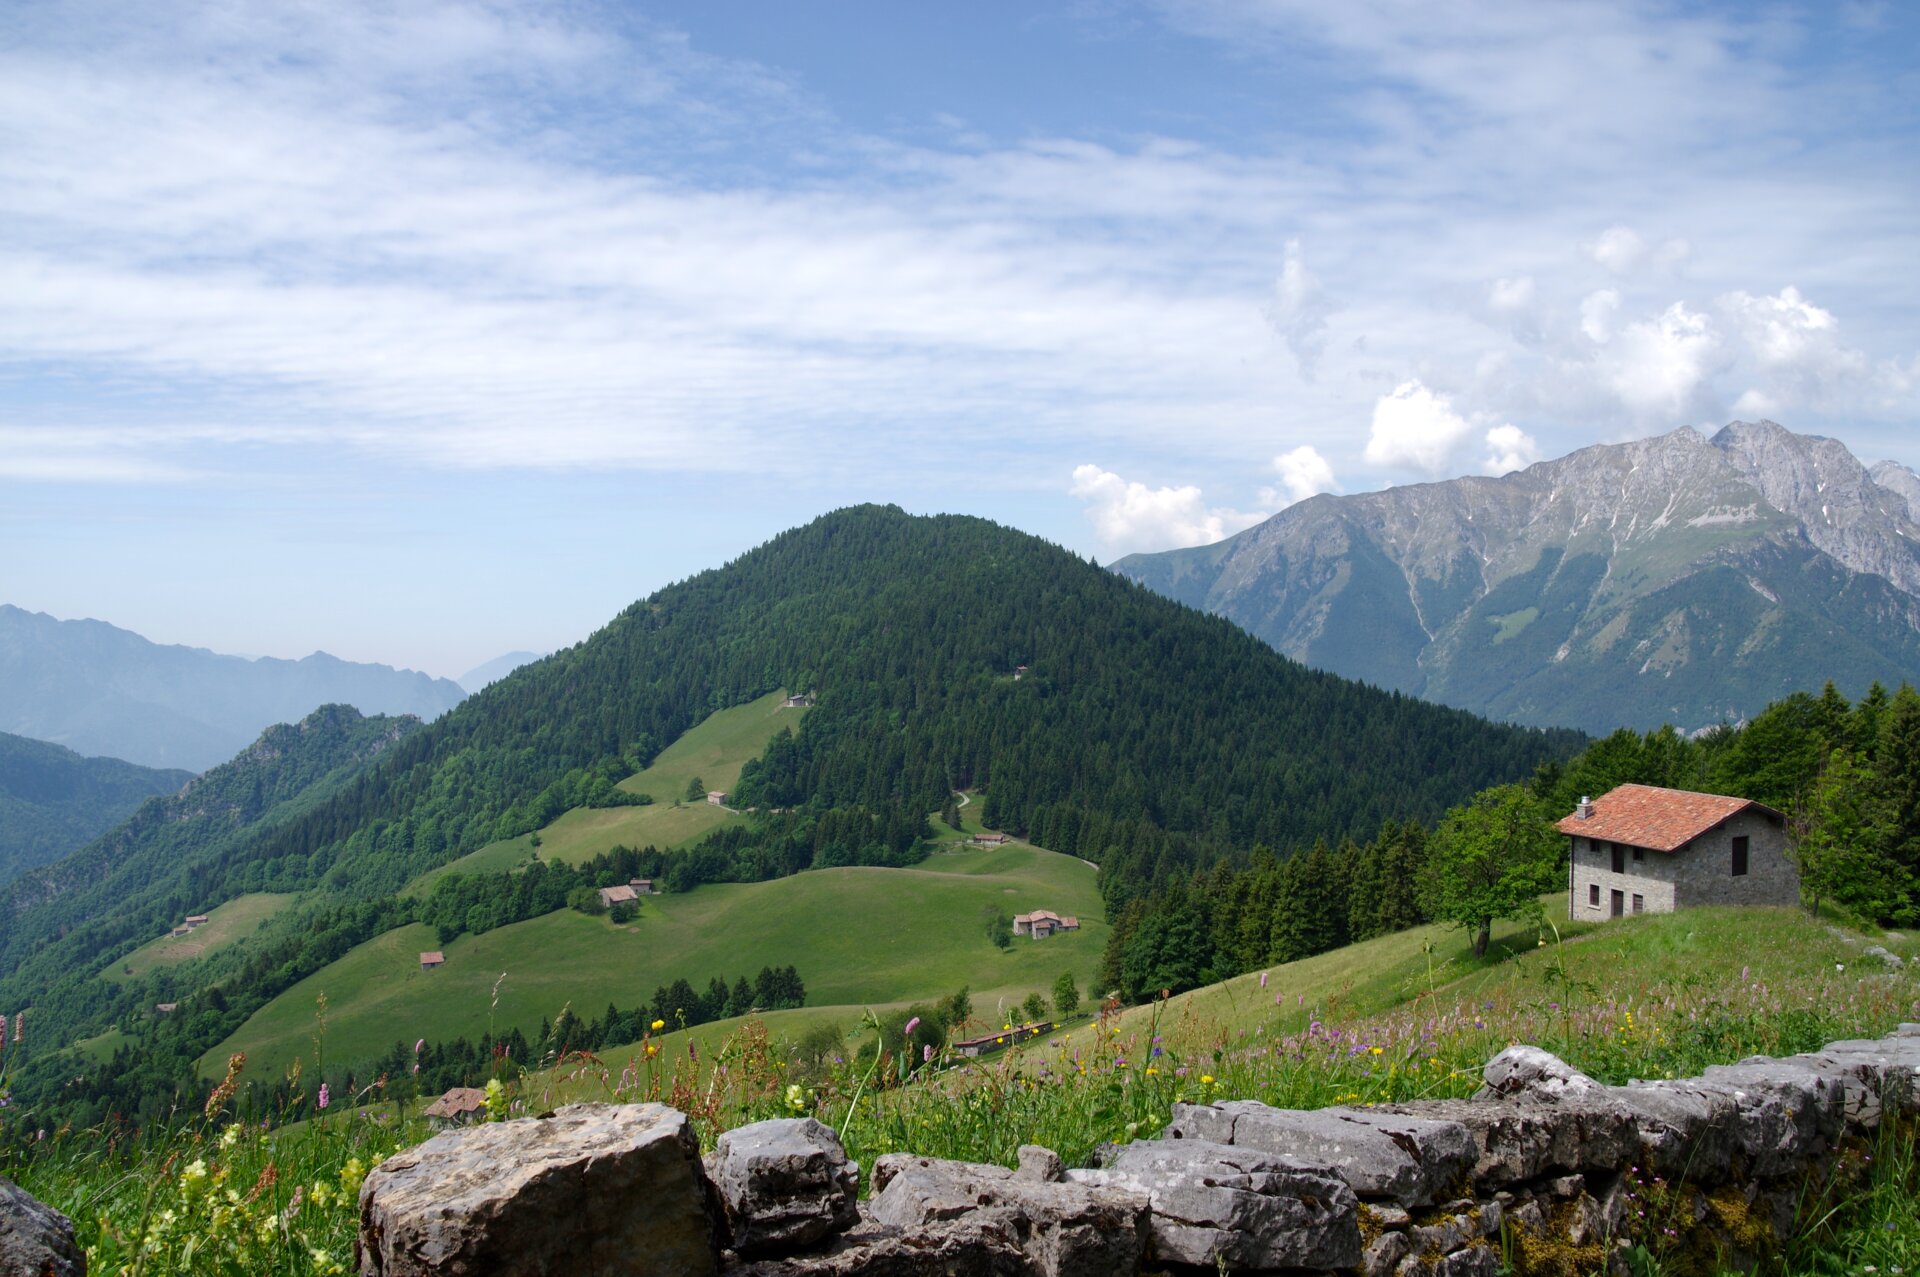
[0,506,1580,1123]
[0,732,193,887]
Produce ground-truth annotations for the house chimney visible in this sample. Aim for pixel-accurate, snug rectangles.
[1577,796,1593,820]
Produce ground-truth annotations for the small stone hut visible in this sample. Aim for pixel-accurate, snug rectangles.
[1557,783,1797,920]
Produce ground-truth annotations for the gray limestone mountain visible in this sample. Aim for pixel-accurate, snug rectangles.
[0,605,466,770]
[1115,422,1920,734]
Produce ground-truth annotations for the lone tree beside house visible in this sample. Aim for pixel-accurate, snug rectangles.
[1421,783,1561,958]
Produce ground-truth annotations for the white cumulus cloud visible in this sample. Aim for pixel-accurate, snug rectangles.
[1579,289,1621,344]
[1589,226,1648,275]
[1488,276,1535,311]
[1605,302,1722,420]
[1362,380,1478,476]
[1070,464,1266,557]
[1482,424,1542,474]
[1265,238,1335,380]
[1267,445,1338,506]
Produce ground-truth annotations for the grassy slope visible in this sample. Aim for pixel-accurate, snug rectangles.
[406,692,806,892]
[101,893,296,984]
[207,837,1095,1082]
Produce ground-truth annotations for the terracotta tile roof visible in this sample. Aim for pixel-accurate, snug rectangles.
[420,951,445,965]
[423,1087,488,1118]
[1555,783,1783,853]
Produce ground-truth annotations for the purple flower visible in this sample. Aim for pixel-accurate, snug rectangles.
[904,1017,921,1039]
[1259,971,1268,988]
[317,1083,330,1110]
[923,1044,935,1063]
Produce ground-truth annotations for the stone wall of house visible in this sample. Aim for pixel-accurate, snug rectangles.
[330,1022,1920,1276]
[1669,809,1799,909]
[1569,809,1799,921]
[1569,834,1682,918]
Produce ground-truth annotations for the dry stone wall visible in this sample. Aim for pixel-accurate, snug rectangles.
[337,1023,1920,1274]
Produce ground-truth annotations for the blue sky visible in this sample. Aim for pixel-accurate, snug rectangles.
[4,0,1917,680]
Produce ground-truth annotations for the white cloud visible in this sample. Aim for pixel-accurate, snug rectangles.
[1488,276,1535,311]
[1604,302,1722,420]
[1589,226,1649,275]
[1579,289,1620,343]
[1070,464,1266,556]
[1362,380,1478,475]
[1266,238,1334,379]
[1482,424,1541,474]
[1268,445,1338,505]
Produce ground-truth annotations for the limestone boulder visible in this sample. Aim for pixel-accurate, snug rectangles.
[710,1118,859,1257]
[722,1213,1031,1277]
[1069,1138,1358,1271]
[1608,1083,1740,1182]
[1167,1100,1475,1207]
[868,1154,1147,1277]
[0,1177,85,1277]
[1379,1093,1637,1190]
[1476,1046,1606,1103]
[356,1102,719,1276]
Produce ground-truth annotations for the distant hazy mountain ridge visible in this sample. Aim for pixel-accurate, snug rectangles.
[1115,422,1920,733]
[458,650,544,693]
[0,606,466,770]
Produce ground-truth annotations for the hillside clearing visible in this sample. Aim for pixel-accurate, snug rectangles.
[101,892,296,983]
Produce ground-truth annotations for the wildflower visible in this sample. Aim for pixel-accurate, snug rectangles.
[1145,1067,1158,1076]
[317,1082,330,1110]
[1369,1047,1383,1056]
[785,1083,807,1112]
[923,1044,935,1063]
[414,1038,425,1054]
[1836,963,1846,973]
[220,1125,241,1149]
[483,1076,508,1121]
[645,1043,659,1057]
[904,1017,921,1038]
[180,1159,210,1197]
[651,1019,666,1031]
[1199,1074,1214,1085]
[1259,972,1268,988]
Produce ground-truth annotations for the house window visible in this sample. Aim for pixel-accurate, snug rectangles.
[1732,835,1749,877]
[1589,883,1600,908]
[1611,844,1625,873]
[1632,894,1644,914]
[1632,846,1643,862]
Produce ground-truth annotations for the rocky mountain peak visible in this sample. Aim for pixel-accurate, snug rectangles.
[1870,460,1920,521]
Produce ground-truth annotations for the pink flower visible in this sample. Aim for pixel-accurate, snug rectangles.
[904,1017,921,1039]
[923,1044,935,1063]
[414,1039,425,1054]
[317,1083,330,1110]
[0,1014,7,1047]
[1259,972,1268,988]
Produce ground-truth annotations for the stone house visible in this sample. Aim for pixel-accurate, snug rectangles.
[422,1086,488,1127]
[1012,910,1080,939]
[599,884,641,910]
[970,832,1010,847]
[185,914,209,928]
[630,878,656,895]
[1556,783,1797,921]
[420,951,445,970]
[706,791,728,806]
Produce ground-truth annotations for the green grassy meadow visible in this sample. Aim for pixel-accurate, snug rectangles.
[206,841,1100,1082]
[101,892,296,983]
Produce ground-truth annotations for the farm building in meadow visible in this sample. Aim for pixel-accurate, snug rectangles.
[970,832,1010,847]
[419,951,445,971]
[1557,783,1797,921]
[706,791,728,806]
[1012,910,1079,939]
[630,878,656,895]
[599,884,640,909]
[184,915,209,928]
[423,1087,488,1127]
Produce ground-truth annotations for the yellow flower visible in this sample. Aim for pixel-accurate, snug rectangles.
[179,1159,209,1197]
[219,1125,241,1149]
[1199,1074,1214,1085]
[645,1043,659,1057]
[1369,1046,1383,1056]
[650,1019,666,1031]
[785,1083,807,1112]
[1145,1067,1159,1076]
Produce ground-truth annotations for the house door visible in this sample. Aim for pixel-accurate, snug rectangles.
[1610,890,1624,918]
